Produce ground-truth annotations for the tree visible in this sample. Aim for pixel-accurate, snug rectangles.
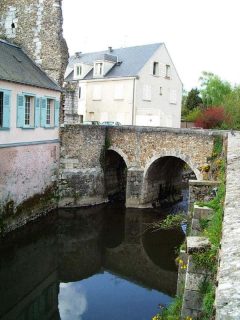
[222,86,240,129]
[184,88,202,111]
[195,106,231,129]
[199,71,232,106]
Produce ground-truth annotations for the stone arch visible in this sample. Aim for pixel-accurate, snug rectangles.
[143,150,201,180]
[141,150,200,206]
[108,147,130,169]
[104,148,128,202]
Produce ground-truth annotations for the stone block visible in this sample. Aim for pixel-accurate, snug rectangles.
[187,236,211,254]
[193,205,213,219]
[181,307,202,318]
[185,272,210,291]
[191,218,202,236]
[182,289,203,311]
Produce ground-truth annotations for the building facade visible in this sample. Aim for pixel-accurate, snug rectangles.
[0,39,61,232]
[64,43,182,127]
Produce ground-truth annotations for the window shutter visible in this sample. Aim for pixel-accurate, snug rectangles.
[35,97,40,127]
[159,63,165,77]
[54,99,60,127]
[114,84,124,100]
[17,94,24,127]
[41,97,47,127]
[93,85,102,100]
[142,85,151,101]
[2,90,11,128]
[170,89,177,104]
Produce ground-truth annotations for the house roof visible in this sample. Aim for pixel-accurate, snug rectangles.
[65,43,162,81]
[0,39,62,91]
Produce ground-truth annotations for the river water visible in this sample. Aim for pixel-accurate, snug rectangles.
[0,202,186,320]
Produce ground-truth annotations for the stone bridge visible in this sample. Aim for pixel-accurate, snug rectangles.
[59,125,220,208]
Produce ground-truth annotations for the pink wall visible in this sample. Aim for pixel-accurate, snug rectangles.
[0,142,59,230]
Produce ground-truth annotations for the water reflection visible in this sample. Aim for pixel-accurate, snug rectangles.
[59,283,87,320]
[0,204,185,320]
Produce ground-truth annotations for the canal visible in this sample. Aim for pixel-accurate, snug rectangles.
[0,202,186,320]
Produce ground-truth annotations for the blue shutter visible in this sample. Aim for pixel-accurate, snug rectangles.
[2,90,11,128]
[17,94,25,128]
[35,97,40,127]
[54,100,60,127]
[41,97,47,127]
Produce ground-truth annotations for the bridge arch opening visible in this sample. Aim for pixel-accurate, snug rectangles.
[142,156,197,208]
[104,150,127,202]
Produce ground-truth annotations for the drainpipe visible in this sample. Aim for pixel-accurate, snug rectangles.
[132,77,136,125]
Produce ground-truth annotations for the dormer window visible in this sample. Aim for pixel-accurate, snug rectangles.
[94,62,103,76]
[76,65,82,76]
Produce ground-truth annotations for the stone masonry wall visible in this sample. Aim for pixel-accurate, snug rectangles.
[59,125,222,208]
[63,82,81,124]
[0,0,68,85]
[59,125,107,207]
[215,132,240,319]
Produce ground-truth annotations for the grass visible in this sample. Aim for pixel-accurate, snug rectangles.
[152,296,183,320]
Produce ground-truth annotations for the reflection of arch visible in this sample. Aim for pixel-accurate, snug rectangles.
[144,151,201,180]
[108,147,130,169]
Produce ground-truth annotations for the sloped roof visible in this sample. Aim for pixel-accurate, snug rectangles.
[0,39,61,91]
[66,43,162,81]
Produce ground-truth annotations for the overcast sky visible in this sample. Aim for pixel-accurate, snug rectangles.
[62,0,240,91]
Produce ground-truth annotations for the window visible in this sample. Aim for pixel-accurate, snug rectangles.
[170,89,177,104]
[74,64,82,79]
[89,112,94,121]
[17,94,60,128]
[24,96,35,126]
[165,65,171,79]
[142,84,152,101]
[0,92,3,127]
[46,99,54,126]
[159,87,163,95]
[114,84,124,100]
[79,87,81,99]
[94,62,103,76]
[153,62,159,76]
[76,65,82,76]
[92,85,102,100]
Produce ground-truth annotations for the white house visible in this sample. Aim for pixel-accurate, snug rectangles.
[65,43,182,127]
[0,39,61,228]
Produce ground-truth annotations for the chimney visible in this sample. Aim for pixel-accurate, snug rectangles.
[108,46,113,53]
[75,51,82,58]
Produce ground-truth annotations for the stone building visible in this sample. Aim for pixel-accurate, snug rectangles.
[0,0,68,85]
[64,43,182,127]
[0,0,68,233]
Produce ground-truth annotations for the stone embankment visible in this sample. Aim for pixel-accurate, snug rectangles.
[215,132,240,319]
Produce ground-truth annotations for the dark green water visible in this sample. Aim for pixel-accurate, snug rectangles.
[0,204,185,320]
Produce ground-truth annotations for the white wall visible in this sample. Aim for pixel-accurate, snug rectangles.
[79,78,135,125]
[135,44,182,128]
[0,81,61,144]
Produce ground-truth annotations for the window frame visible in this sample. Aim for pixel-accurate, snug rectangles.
[165,64,171,79]
[22,93,36,129]
[153,61,159,76]
[94,62,104,76]
[44,97,56,128]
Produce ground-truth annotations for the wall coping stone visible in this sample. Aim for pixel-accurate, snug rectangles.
[187,236,211,254]
[189,180,220,186]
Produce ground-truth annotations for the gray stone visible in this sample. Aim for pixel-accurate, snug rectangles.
[187,236,211,254]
